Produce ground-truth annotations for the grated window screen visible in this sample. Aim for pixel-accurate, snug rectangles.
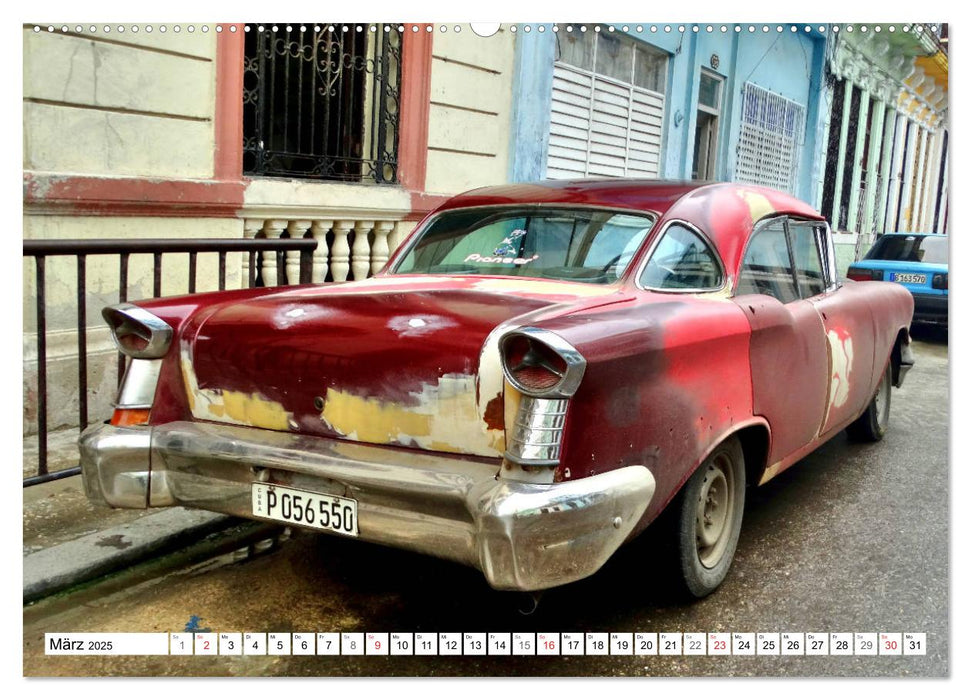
[735,83,806,194]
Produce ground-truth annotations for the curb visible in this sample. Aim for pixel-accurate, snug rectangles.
[23,508,235,603]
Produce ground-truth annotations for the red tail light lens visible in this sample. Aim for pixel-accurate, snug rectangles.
[846,267,882,282]
[504,336,567,392]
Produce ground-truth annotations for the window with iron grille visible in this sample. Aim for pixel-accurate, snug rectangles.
[243,24,401,183]
[735,83,806,194]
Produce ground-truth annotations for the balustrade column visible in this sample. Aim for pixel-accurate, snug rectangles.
[371,221,395,275]
[310,220,333,283]
[351,220,375,281]
[286,220,311,284]
[330,221,354,282]
[261,220,287,287]
[243,219,264,288]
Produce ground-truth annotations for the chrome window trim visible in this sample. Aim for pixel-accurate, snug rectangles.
[386,203,660,283]
[733,214,794,299]
[632,218,728,294]
[733,214,833,301]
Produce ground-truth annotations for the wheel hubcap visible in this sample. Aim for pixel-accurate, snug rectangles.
[874,368,891,430]
[696,454,736,569]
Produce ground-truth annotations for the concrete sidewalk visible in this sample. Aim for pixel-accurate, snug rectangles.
[23,472,235,603]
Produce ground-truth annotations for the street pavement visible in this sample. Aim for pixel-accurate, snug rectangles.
[22,326,949,677]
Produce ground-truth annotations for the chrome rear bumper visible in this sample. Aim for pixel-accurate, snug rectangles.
[79,421,655,591]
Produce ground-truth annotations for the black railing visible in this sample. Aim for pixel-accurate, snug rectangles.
[243,23,401,183]
[23,237,317,487]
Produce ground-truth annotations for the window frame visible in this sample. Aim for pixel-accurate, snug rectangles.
[633,219,727,294]
[733,215,837,302]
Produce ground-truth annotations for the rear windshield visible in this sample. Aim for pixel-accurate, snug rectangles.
[865,235,948,264]
[392,207,656,284]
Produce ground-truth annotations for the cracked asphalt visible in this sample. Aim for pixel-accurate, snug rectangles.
[22,326,948,677]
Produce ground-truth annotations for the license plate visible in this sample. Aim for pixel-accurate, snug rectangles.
[252,483,358,536]
[891,272,926,284]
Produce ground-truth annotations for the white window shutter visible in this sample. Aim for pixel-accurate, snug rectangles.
[548,63,664,179]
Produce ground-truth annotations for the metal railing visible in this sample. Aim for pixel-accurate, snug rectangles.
[23,237,318,487]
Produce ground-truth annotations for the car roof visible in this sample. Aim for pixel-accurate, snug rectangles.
[432,179,825,280]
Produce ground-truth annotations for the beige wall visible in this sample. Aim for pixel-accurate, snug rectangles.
[425,29,516,194]
[23,27,217,179]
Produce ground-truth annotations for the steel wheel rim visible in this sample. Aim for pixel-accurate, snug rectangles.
[874,367,891,430]
[695,453,736,569]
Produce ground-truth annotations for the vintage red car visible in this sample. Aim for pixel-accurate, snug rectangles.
[80,180,915,597]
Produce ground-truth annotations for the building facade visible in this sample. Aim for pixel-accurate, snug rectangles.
[22,22,949,441]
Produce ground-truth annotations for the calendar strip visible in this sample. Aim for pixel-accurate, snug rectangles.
[46,632,928,656]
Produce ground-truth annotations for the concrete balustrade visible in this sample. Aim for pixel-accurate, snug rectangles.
[240,216,413,285]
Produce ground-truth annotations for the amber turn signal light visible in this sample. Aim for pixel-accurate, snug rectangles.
[110,408,151,427]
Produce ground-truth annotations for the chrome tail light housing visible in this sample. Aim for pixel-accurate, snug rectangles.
[500,327,586,470]
[102,303,174,359]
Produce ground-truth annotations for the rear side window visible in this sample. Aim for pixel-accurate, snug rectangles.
[736,220,799,303]
[789,223,825,297]
[640,224,723,290]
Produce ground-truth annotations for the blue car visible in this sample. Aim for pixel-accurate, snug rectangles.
[847,233,948,326]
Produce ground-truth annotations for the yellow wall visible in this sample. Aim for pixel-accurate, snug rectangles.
[425,29,516,194]
[23,27,217,178]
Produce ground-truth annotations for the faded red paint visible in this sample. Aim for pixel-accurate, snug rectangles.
[129,181,914,538]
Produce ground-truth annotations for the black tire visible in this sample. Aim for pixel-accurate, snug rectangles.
[846,361,892,442]
[669,436,747,598]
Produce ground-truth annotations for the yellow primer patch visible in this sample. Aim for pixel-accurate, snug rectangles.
[759,461,783,486]
[321,374,504,456]
[738,189,775,224]
[180,345,292,431]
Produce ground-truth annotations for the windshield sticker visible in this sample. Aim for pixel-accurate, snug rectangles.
[464,253,539,266]
[493,228,527,256]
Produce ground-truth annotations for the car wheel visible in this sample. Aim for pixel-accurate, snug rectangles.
[673,436,746,598]
[846,361,892,442]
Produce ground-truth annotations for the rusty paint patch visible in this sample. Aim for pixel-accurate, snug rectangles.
[483,393,505,431]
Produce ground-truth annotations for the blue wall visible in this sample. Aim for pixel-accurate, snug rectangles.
[509,26,827,206]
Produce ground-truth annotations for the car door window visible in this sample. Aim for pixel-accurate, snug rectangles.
[789,223,826,298]
[640,224,723,290]
[736,219,799,303]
